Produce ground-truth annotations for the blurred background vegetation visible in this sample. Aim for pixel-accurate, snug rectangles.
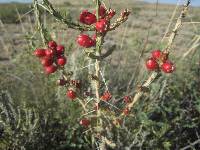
[0,0,200,149]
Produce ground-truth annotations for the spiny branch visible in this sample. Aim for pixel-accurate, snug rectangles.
[33,0,48,46]
[164,0,190,54]
[39,0,95,31]
[122,0,190,115]
[109,9,131,31]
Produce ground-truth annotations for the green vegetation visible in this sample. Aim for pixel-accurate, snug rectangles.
[0,1,200,149]
[0,3,31,23]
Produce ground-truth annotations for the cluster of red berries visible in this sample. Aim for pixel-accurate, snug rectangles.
[34,41,67,74]
[57,78,81,100]
[146,50,175,73]
[57,81,78,100]
[77,5,116,48]
[58,77,91,127]
[77,93,131,127]
[100,91,131,116]
[123,96,131,103]
[122,96,131,116]
[101,91,112,101]
[33,3,132,128]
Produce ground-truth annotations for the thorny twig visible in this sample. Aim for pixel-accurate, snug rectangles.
[33,0,48,46]
[39,0,95,31]
[164,0,190,54]
[93,1,106,149]
[109,9,130,31]
[122,0,191,115]
[39,0,130,60]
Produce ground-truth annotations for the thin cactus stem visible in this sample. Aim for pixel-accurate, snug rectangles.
[121,0,191,116]
[94,1,106,149]
[40,0,95,31]
[33,0,48,46]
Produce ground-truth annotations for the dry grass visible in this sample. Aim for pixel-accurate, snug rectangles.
[0,1,200,149]
[1,1,200,90]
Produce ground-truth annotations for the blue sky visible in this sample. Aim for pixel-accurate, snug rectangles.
[0,0,199,6]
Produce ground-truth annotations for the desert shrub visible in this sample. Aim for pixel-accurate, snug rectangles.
[1,0,200,150]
